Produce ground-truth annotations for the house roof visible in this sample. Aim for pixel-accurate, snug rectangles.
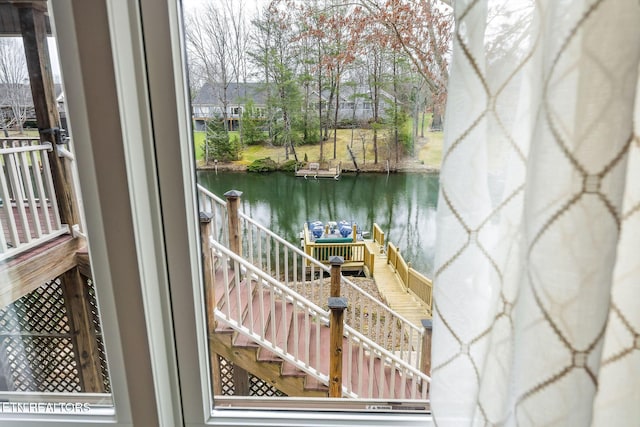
[193,82,268,106]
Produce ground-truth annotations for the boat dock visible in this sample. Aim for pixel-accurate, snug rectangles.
[301,221,433,324]
[295,162,341,179]
[364,239,432,329]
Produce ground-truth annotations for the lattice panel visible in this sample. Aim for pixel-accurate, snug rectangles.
[218,356,235,395]
[216,355,286,397]
[0,279,69,335]
[87,279,111,392]
[249,373,286,397]
[3,336,81,392]
[0,277,111,393]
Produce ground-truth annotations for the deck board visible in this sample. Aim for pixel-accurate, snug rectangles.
[0,234,80,308]
[1,203,59,245]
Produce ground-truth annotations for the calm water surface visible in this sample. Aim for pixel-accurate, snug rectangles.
[197,171,439,276]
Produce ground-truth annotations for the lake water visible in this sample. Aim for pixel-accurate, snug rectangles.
[197,171,439,276]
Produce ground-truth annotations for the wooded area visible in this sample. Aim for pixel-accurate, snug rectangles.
[185,0,452,165]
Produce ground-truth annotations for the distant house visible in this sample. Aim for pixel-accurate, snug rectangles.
[191,82,394,132]
[0,83,65,130]
[312,85,394,124]
[192,82,267,132]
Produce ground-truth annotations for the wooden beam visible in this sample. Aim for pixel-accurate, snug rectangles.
[0,235,79,308]
[18,5,81,227]
[75,247,92,279]
[210,332,327,398]
[61,267,105,393]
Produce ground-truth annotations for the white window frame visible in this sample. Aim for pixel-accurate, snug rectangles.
[9,0,435,426]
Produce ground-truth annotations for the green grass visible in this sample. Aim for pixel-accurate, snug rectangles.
[193,123,444,169]
[193,131,205,160]
[418,131,443,169]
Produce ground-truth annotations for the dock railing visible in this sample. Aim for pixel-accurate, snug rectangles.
[0,137,67,260]
[387,242,433,315]
[372,223,385,248]
[301,223,366,266]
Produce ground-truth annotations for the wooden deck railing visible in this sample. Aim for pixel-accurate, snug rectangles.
[208,239,430,399]
[304,240,366,265]
[387,242,433,314]
[0,137,67,260]
[372,223,385,247]
[196,184,426,368]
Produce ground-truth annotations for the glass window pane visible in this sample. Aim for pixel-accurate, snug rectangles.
[182,0,444,414]
[0,4,113,417]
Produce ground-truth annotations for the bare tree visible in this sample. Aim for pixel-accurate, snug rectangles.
[0,38,30,134]
[185,2,237,132]
[224,0,250,146]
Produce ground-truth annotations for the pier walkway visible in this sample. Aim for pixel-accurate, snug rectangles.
[364,241,432,331]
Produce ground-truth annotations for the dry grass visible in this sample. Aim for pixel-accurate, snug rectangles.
[195,127,443,171]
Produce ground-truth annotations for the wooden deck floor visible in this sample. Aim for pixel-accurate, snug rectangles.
[1,204,59,244]
[365,241,431,340]
[295,167,341,179]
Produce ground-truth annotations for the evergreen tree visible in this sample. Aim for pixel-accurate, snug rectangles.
[241,100,265,145]
[204,118,238,162]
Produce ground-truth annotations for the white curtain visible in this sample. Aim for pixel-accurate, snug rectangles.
[431,0,640,425]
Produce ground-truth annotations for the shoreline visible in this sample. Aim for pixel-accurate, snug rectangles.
[196,161,440,174]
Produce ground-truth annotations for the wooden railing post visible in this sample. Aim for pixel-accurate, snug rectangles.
[328,256,345,397]
[328,296,347,398]
[61,268,105,393]
[329,256,344,297]
[222,190,249,395]
[420,319,433,377]
[200,212,222,395]
[200,212,216,332]
[18,5,81,228]
[224,190,243,256]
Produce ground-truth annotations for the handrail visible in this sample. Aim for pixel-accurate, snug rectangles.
[341,324,430,399]
[197,186,229,247]
[387,241,433,314]
[210,239,338,395]
[0,138,65,260]
[209,239,429,399]
[196,184,426,367]
[372,223,385,247]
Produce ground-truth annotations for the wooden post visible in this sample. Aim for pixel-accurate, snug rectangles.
[224,190,243,256]
[328,296,347,398]
[61,267,105,392]
[200,212,222,395]
[222,190,249,395]
[200,212,216,333]
[18,4,81,228]
[352,224,357,243]
[329,256,344,298]
[420,319,433,376]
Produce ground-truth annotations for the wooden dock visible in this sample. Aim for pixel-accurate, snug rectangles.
[364,240,432,331]
[295,162,341,179]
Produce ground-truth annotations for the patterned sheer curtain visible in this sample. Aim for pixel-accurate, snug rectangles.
[431,0,640,425]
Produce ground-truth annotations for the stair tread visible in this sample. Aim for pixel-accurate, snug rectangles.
[212,267,423,398]
[257,291,295,362]
[233,286,270,347]
[214,274,254,333]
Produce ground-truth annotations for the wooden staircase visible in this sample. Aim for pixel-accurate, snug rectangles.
[209,266,422,399]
